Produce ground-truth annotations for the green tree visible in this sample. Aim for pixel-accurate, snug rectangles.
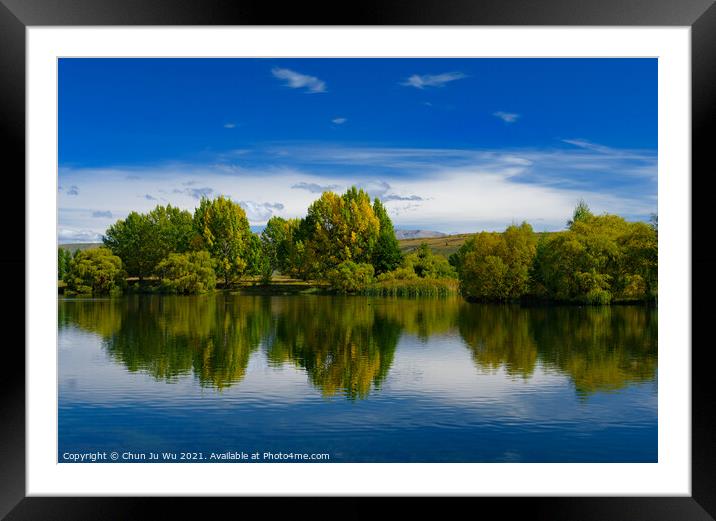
[103,211,155,281]
[58,248,72,281]
[259,216,292,281]
[617,221,658,300]
[567,198,593,228]
[192,196,251,287]
[103,204,193,281]
[156,251,217,294]
[326,260,375,293]
[457,222,536,301]
[403,243,456,279]
[371,198,403,275]
[64,247,125,296]
[532,205,656,304]
[148,204,194,255]
[244,232,271,283]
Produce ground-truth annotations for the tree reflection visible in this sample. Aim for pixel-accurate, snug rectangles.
[60,295,269,389]
[458,305,538,378]
[60,294,656,398]
[265,296,401,399]
[458,304,657,396]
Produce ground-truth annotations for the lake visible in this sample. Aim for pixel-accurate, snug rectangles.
[58,294,657,462]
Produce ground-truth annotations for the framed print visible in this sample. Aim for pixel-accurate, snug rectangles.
[2,0,715,518]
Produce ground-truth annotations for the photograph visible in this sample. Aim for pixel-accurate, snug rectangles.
[56,57,659,464]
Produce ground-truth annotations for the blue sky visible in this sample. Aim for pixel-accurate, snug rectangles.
[58,58,657,242]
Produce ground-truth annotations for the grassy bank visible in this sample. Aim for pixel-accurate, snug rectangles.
[362,278,458,297]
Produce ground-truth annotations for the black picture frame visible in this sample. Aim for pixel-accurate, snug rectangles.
[2,0,714,518]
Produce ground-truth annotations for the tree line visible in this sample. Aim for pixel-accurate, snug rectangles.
[60,187,420,296]
[59,190,656,304]
[449,201,657,304]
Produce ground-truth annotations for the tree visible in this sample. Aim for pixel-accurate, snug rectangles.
[326,260,375,294]
[192,196,251,286]
[532,205,657,303]
[64,247,125,296]
[457,222,536,302]
[103,212,155,281]
[260,216,289,281]
[103,204,193,282]
[244,232,271,283]
[147,204,194,255]
[371,198,403,275]
[58,248,72,281]
[403,243,456,279]
[617,221,658,300]
[304,187,380,277]
[567,198,593,228]
[156,251,216,294]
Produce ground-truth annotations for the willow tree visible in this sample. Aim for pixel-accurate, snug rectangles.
[192,195,251,286]
[457,222,537,302]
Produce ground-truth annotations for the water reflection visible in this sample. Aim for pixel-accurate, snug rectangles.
[459,305,657,396]
[265,298,400,399]
[59,295,656,398]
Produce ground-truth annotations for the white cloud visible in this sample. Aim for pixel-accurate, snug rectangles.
[58,141,656,236]
[332,117,347,125]
[271,67,326,93]
[238,201,285,222]
[58,228,102,244]
[224,123,237,129]
[493,111,520,123]
[401,72,467,89]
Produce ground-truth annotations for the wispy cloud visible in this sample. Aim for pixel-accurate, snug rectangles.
[272,67,326,93]
[291,181,341,193]
[144,194,157,201]
[383,194,424,202]
[562,138,615,154]
[493,111,520,123]
[172,187,213,199]
[401,72,467,89]
[224,123,237,129]
[91,210,113,218]
[332,117,347,125]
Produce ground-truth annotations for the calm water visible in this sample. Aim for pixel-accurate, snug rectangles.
[58,294,657,462]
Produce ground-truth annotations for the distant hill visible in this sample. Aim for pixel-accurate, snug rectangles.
[394,229,447,240]
[58,242,102,252]
[397,233,473,257]
[398,230,557,258]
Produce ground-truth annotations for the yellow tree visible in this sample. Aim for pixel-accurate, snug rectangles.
[304,187,380,277]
